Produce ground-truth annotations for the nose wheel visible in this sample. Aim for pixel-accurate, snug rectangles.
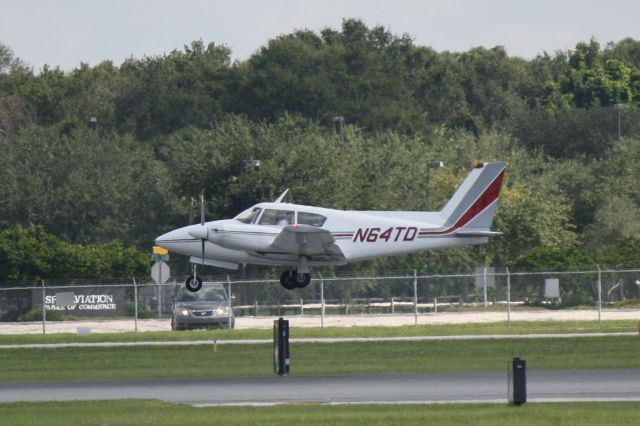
[280,270,311,290]
[185,264,203,292]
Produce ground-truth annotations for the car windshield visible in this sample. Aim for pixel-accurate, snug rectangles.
[179,287,227,302]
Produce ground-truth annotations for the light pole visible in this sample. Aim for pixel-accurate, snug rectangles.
[615,103,627,141]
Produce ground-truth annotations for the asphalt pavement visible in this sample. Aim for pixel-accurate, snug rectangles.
[2,369,639,405]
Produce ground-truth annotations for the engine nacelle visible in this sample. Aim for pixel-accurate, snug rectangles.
[207,224,276,252]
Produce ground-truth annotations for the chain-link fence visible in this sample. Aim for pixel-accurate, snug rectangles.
[2,267,640,332]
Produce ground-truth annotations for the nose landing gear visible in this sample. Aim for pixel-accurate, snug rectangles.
[185,264,203,292]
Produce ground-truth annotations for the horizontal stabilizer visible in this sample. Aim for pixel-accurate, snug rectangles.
[453,230,503,237]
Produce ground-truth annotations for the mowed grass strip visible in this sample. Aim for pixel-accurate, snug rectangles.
[1,400,640,426]
[1,336,639,382]
[0,319,637,345]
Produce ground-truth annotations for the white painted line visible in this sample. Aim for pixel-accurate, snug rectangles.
[0,332,636,349]
[191,397,640,407]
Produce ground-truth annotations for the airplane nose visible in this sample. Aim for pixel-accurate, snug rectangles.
[154,227,194,252]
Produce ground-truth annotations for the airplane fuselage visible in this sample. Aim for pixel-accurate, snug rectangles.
[156,202,488,269]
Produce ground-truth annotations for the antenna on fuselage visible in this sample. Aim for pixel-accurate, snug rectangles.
[273,189,289,203]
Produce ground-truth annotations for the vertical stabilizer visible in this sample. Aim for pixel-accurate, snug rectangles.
[438,161,507,232]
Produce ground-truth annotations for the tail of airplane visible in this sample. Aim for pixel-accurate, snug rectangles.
[436,161,507,236]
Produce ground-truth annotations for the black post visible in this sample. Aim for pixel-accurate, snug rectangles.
[508,357,527,405]
[273,318,290,376]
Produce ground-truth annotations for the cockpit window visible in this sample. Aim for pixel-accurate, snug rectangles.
[297,212,327,227]
[235,207,261,224]
[259,209,294,226]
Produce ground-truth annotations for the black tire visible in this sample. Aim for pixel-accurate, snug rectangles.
[279,270,298,290]
[185,275,203,292]
[294,272,311,288]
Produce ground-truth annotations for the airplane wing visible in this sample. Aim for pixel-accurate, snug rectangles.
[267,225,345,261]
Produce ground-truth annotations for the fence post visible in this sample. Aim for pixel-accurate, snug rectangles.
[320,274,325,329]
[597,265,602,323]
[157,281,162,320]
[413,270,418,326]
[227,274,233,330]
[300,299,304,316]
[506,267,511,327]
[434,297,438,314]
[41,280,46,335]
[483,266,488,308]
[133,277,138,333]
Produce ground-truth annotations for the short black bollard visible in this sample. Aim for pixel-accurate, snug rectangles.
[273,318,290,376]
[508,357,526,405]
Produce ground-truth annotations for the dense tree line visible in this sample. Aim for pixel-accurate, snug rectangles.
[1,19,640,283]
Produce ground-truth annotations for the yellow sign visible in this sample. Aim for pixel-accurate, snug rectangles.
[152,246,169,255]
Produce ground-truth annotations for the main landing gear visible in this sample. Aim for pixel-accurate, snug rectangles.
[185,264,203,292]
[280,270,311,290]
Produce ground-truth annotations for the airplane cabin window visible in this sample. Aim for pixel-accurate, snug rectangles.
[236,207,261,224]
[297,212,327,227]
[259,209,294,225]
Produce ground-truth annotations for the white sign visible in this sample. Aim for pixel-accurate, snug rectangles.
[55,292,75,307]
[545,278,560,298]
[45,294,117,311]
[151,261,170,284]
[475,267,495,289]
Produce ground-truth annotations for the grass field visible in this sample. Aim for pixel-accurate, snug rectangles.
[0,319,637,345]
[1,400,639,426]
[1,322,638,424]
[1,335,639,382]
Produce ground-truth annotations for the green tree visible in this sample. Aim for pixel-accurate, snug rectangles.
[0,225,148,282]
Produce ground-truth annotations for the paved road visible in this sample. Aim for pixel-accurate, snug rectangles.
[2,308,639,334]
[2,370,639,405]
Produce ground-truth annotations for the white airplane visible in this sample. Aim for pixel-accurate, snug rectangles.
[155,161,507,291]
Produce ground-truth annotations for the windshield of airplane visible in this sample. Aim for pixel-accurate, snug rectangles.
[179,287,227,302]
[235,207,261,224]
[259,209,295,225]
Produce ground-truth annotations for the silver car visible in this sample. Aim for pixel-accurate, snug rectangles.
[171,283,235,330]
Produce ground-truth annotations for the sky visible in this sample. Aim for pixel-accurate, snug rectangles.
[1,0,639,71]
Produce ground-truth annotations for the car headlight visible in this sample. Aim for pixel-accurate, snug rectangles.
[215,307,228,316]
[180,309,190,316]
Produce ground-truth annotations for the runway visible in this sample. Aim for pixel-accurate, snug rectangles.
[2,370,639,405]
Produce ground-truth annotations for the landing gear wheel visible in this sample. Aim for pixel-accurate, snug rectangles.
[280,270,298,290]
[294,272,311,288]
[185,275,202,292]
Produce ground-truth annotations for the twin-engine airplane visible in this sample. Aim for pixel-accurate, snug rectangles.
[155,161,507,292]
